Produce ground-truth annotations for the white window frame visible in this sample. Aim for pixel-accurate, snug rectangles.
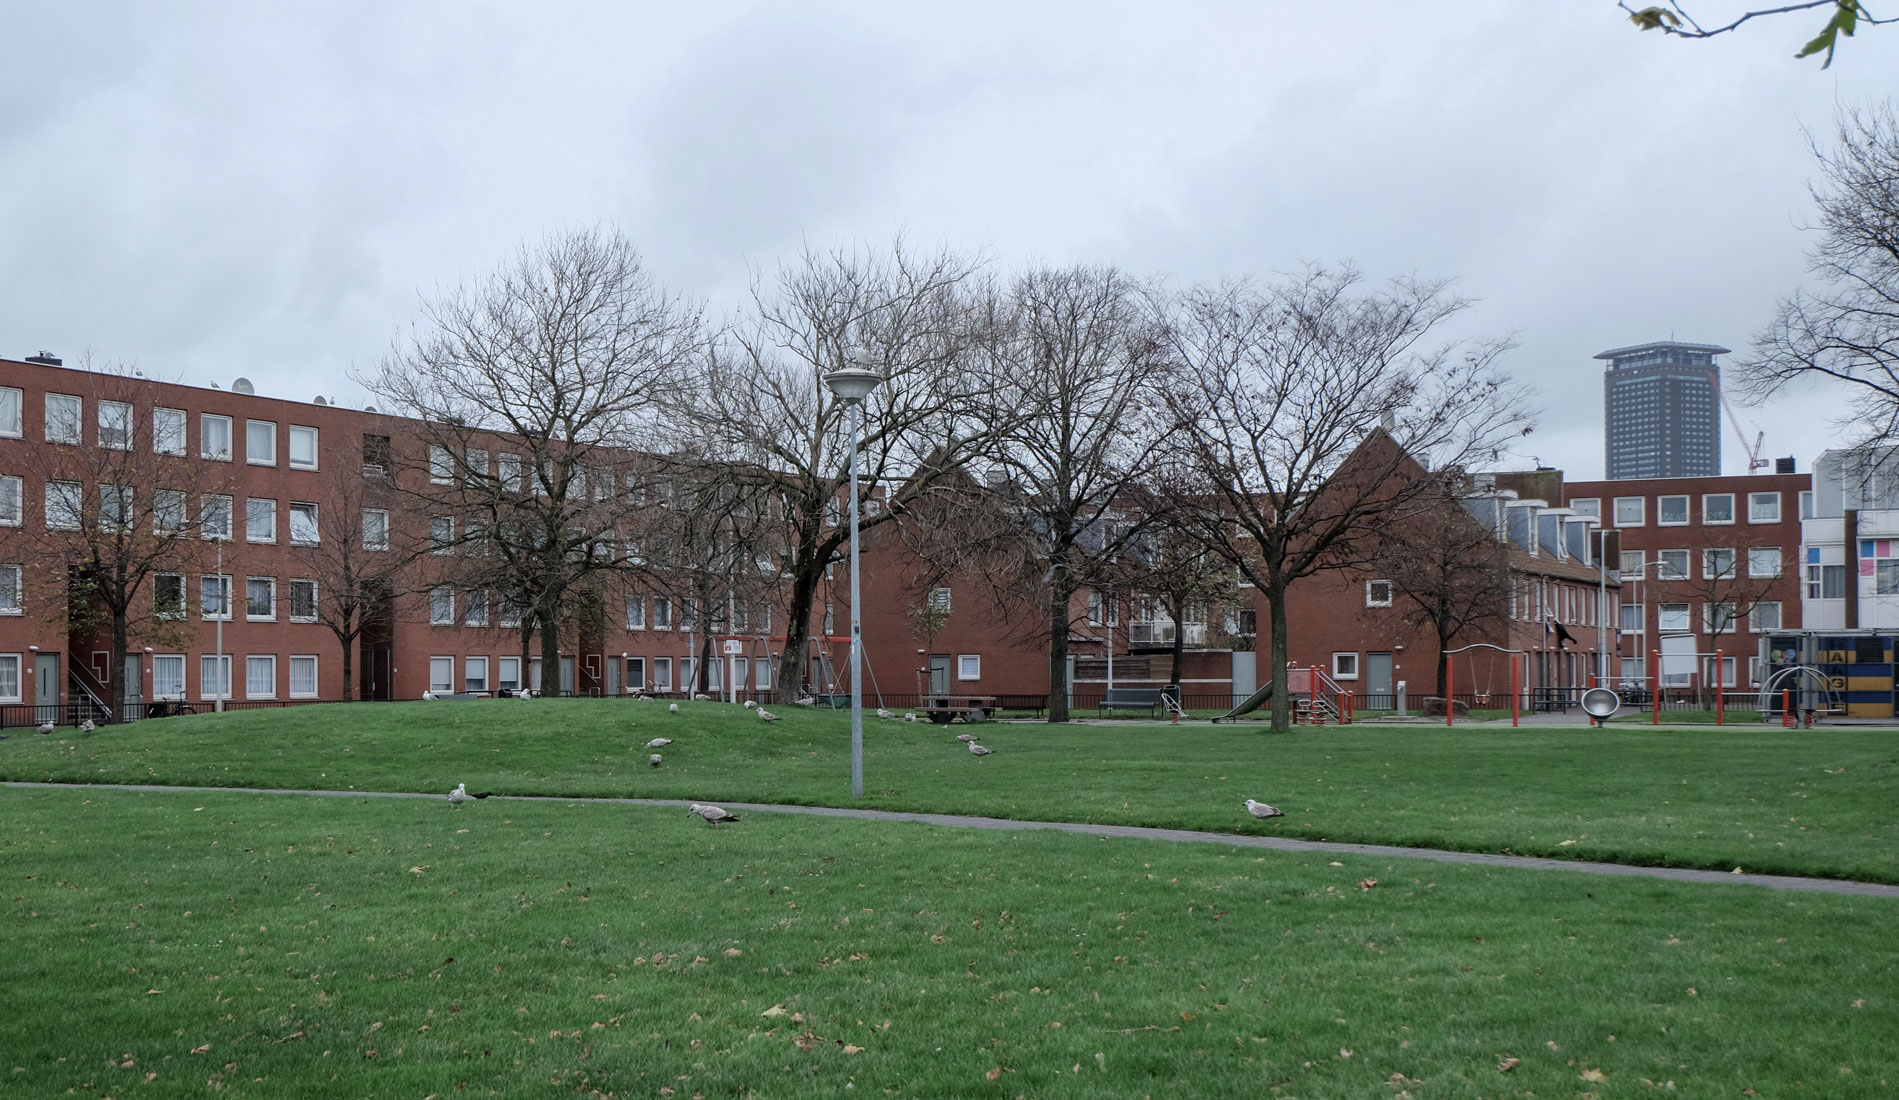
[653,657,673,691]
[288,579,318,623]
[288,425,319,470]
[199,654,232,701]
[288,655,318,699]
[430,586,455,626]
[0,474,20,527]
[245,576,276,621]
[153,407,186,456]
[1569,497,1600,519]
[46,480,82,530]
[1703,600,1739,635]
[430,515,455,555]
[930,587,952,613]
[1658,549,1689,581]
[202,494,233,541]
[1748,491,1781,524]
[1700,493,1734,525]
[429,445,454,484]
[154,572,186,620]
[288,502,319,546]
[1365,579,1393,607]
[957,654,981,681]
[246,419,277,466]
[151,654,186,701]
[0,386,21,439]
[653,597,672,630]
[1612,496,1645,527]
[1747,547,1781,579]
[1657,494,1690,527]
[246,655,277,699]
[1749,601,1782,633]
[246,497,277,544]
[0,563,20,615]
[98,400,132,450]
[0,653,20,703]
[465,656,489,693]
[428,656,455,693]
[153,489,186,535]
[1619,549,1644,575]
[498,656,522,692]
[464,589,489,628]
[1620,600,1643,634]
[626,596,645,630]
[463,447,488,487]
[200,573,232,620]
[45,393,81,444]
[499,453,523,492]
[1331,652,1359,680]
[1702,547,1735,581]
[363,509,389,551]
[98,484,132,532]
[1798,490,1815,520]
[1657,602,1691,632]
[200,414,232,461]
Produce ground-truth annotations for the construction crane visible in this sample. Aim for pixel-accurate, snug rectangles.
[1710,370,1768,474]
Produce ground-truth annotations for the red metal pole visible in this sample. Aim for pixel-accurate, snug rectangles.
[1651,649,1661,726]
[1715,649,1725,725]
[1782,688,1794,728]
[1446,652,1454,727]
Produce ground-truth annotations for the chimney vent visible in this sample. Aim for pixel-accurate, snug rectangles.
[1775,456,1796,474]
[23,351,61,366]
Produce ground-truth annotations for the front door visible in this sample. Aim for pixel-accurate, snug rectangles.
[35,653,59,723]
[605,656,619,696]
[1366,652,1394,708]
[123,655,143,720]
[559,656,576,697]
[929,655,951,696]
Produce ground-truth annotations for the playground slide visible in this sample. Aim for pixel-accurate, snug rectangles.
[1213,682,1274,723]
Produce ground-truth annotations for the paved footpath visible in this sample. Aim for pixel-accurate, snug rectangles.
[8,781,1897,900]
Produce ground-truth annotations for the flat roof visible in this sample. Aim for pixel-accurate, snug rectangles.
[1594,341,1732,361]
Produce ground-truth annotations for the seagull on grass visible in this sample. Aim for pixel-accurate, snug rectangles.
[1244,799,1284,819]
[967,742,993,758]
[448,783,492,806]
[795,694,817,707]
[79,719,95,733]
[955,733,977,743]
[649,753,663,768]
[692,692,712,701]
[876,707,895,720]
[756,708,780,722]
[744,700,757,709]
[688,803,739,826]
[904,713,917,722]
[36,721,55,735]
[668,703,679,714]
[646,737,673,748]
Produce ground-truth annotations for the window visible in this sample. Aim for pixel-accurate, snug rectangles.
[653,597,672,630]
[1806,563,1845,600]
[1747,547,1780,578]
[0,475,19,526]
[1750,601,1782,632]
[594,466,612,501]
[1658,549,1688,580]
[430,515,455,554]
[625,472,646,506]
[246,655,276,698]
[246,498,276,543]
[45,394,81,444]
[930,587,952,613]
[465,520,489,557]
[1799,490,1814,520]
[363,509,388,551]
[152,655,185,700]
[1702,547,1735,580]
[1570,497,1600,519]
[1613,496,1645,527]
[0,653,18,702]
[288,503,319,545]
[200,414,232,460]
[429,445,454,484]
[153,408,185,455]
[429,657,454,693]
[98,400,132,450]
[497,596,522,629]
[1704,600,1739,634]
[1702,493,1734,525]
[98,485,130,532]
[499,454,523,492]
[1331,652,1359,680]
[1658,603,1690,632]
[1748,492,1781,523]
[289,656,318,698]
[465,657,489,693]
[289,579,317,622]
[1620,601,1643,633]
[0,563,19,615]
[958,654,981,680]
[154,489,186,534]
[824,603,835,635]
[46,480,82,530]
[0,386,20,437]
[245,577,275,620]
[1234,607,1257,636]
[459,447,487,486]
[200,574,232,620]
[1365,579,1393,607]
[246,420,277,465]
[1619,549,1644,575]
[626,596,645,629]
[654,657,672,691]
[200,654,232,700]
[202,494,233,541]
[288,425,318,470]
[430,587,454,625]
[680,598,698,632]
[1658,495,1689,525]
[154,573,185,620]
[1880,559,1899,597]
[464,589,489,627]
[498,657,521,692]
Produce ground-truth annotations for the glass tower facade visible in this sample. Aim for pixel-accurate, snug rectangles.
[1597,341,1725,480]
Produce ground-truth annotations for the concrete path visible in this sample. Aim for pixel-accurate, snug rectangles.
[7,781,1897,900]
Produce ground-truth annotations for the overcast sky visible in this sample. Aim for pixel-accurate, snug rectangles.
[3,2,1895,479]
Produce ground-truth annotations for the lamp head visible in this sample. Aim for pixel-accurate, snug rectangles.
[823,365,883,404]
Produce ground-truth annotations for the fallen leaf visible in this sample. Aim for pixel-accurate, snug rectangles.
[724,948,743,957]
[984,1067,1002,1081]
[1357,878,1378,891]
[1338,1047,1352,1058]
[1581,1067,1608,1082]
[1498,1057,1520,1073]
[145,989,164,995]
[190,1045,212,1055]
[760,1005,788,1018]
[843,1045,864,1055]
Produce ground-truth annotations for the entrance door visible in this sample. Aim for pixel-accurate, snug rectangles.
[606,657,619,696]
[732,657,749,703]
[35,653,59,723]
[123,655,143,720]
[1366,652,1394,709]
[929,655,950,695]
[559,656,576,697]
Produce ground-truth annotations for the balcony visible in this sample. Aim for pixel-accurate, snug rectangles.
[1128,620,1205,646]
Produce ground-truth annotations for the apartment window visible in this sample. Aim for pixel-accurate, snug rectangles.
[499,454,523,492]
[1703,600,1739,634]
[200,574,232,620]
[200,654,232,700]
[1619,549,1644,575]
[626,596,645,630]
[465,520,489,557]
[1658,603,1690,632]
[288,503,319,545]
[0,475,19,526]
[594,466,612,501]
[1569,497,1600,519]
[1657,549,1688,580]
[1658,495,1689,526]
[246,419,277,465]
[1806,562,1845,600]
[289,579,318,622]
[246,655,276,699]
[1747,547,1781,578]
[289,656,318,698]
[153,408,185,455]
[98,485,131,532]
[498,657,521,692]
[1702,547,1735,580]
[930,587,952,613]
[0,653,19,702]
[99,400,132,450]
[1748,492,1781,523]
[429,445,454,484]
[288,425,318,470]
[430,587,454,626]
[246,498,277,543]
[429,657,454,693]
[202,494,233,541]
[680,598,698,632]
[1620,601,1642,633]
[154,573,186,620]
[363,509,388,551]
[570,468,586,501]
[45,393,82,444]
[754,658,771,691]
[1750,601,1782,632]
[958,654,981,680]
[1799,490,1814,520]
[46,480,82,530]
[154,489,186,534]
[201,414,232,460]
[0,563,20,615]
[618,656,642,693]
[465,657,489,693]
[653,597,672,630]
[497,596,522,629]
[824,603,835,635]
[430,515,455,554]
[0,386,20,437]
[246,577,275,620]
[1365,579,1393,607]
[654,657,672,691]
[465,589,489,627]
[1332,652,1359,680]
[1702,493,1734,525]
[152,655,185,700]
[1613,497,1644,527]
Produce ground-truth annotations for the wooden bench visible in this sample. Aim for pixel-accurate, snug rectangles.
[1099,688,1165,716]
[923,694,997,724]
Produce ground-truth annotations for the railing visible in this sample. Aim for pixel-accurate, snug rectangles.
[1126,621,1208,646]
[67,663,114,723]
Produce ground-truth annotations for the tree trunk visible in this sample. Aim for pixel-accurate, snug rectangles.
[340,628,356,703]
[1435,646,1449,702]
[775,556,824,704]
[1267,577,1290,732]
[539,597,562,696]
[518,619,536,692]
[1169,590,1187,692]
[1047,581,1073,723]
[110,609,129,726]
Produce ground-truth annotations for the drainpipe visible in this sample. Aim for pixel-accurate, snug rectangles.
[1845,509,1859,629]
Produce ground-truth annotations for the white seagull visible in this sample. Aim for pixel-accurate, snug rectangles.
[904,713,917,722]
[1244,799,1284,819]
[646,737,673,748]
[687,803,739,826]
[955,733,977,743]
[756,708,780,722]
[692,693,712,701]
[79,719,95,733]
[36,721,54,735]
[876,707,895,720]
[795,694,817,707]
[448,783,492,806]
[967,742,993,757]
[668,703,679,714]
[743,700,757,709]
[649,753,663,767]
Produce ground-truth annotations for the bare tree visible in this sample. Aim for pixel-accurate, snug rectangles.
[1622,2,1891,66]
[1123,502,1242,687]
[1741,102,1899,448]
[1162,266,1531,732]
[664,240,993,702]
[358,227,703,691]
[296,445,425,701]
[1368,494,1515,699]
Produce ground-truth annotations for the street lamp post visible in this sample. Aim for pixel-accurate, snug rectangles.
[822,351,884,800]
[216,534,226,713]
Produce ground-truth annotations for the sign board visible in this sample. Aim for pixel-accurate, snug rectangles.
[721,640,743,655]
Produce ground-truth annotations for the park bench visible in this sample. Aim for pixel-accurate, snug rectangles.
[923,694,997,724]
[1099,687,1165,716]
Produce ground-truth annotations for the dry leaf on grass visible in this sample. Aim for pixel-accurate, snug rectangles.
[1581,1067,1608,1082]
[1358,878,1378,891]
[189,1045,211,1055]
[984,1067,1002,1081]
[1497,1057,1520,1072]
[842,1045,864,1055]
[724,948,743,957]
[760,1005,788,1018]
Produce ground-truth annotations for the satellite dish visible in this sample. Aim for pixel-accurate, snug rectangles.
[232,377,255,394]
[313,396,327,406]
[1581,687,1620,722]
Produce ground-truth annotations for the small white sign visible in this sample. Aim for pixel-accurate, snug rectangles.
[721,640,743,655]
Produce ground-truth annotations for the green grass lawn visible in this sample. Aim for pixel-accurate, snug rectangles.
[2,786,1893,1098]
[2,700,1896,882]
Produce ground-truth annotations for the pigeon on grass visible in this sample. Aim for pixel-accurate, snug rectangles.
[1244,799,1284,819]
[448,783,492,806]
[967,742,993,757]
[646,737,673,748]
[688,803,739,826]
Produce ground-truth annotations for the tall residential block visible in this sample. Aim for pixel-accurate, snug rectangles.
[1598,341,1725,480]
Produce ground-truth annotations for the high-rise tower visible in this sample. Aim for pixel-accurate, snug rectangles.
[1597,341,1725,479]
